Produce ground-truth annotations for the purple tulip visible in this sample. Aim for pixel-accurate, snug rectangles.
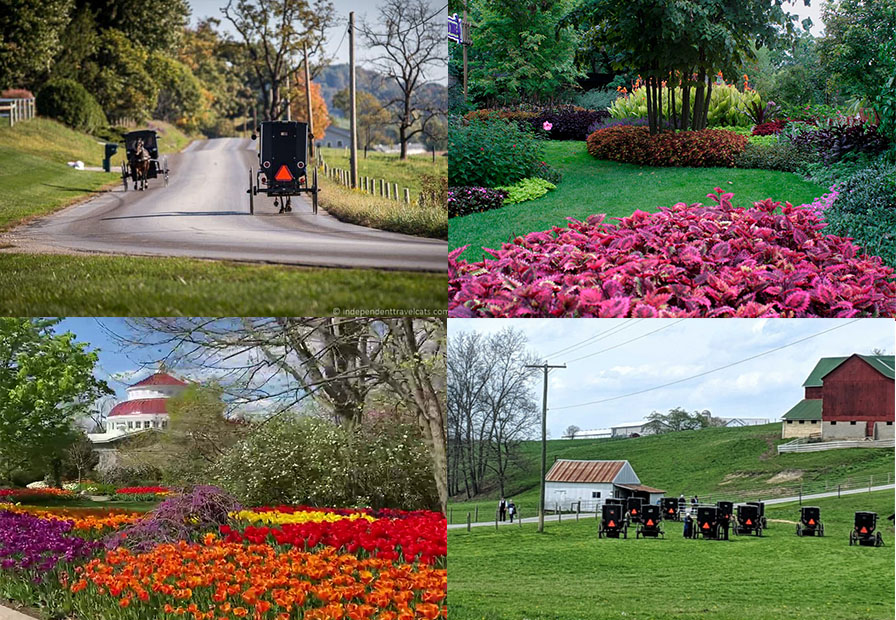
[0,511,101,582]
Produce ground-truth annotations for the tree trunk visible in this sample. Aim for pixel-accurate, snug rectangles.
[692,66,706,131]
[645,71,655,135]
[702,78,714,129]
[657,76,663,132]
[421,399,448,513]
[681,76,691,131]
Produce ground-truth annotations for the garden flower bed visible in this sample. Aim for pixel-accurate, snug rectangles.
[0,489,446,619]
[449,188,896,317]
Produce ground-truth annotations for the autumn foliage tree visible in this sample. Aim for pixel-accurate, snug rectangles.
[288,74,331,137]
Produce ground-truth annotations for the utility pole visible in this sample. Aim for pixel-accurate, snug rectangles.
[303,43,315,159]
[285,73,291,120]
[525,361,566,533]
[348,12,358,188]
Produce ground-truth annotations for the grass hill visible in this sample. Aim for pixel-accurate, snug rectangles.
[0,118,194,230]
[449,423,895,521]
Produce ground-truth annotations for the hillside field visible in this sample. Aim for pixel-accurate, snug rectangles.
[448,490,895,620]
[449,424,895,523]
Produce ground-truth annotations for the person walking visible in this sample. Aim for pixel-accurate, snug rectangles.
[498,497,507,522]
[508,500,516,523]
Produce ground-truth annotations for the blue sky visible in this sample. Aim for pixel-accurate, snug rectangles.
[448,319,894,437]
[187,0,448,81]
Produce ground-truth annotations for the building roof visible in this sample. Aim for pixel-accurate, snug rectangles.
[615,483,666,494]
[108,398,169,417]
[781,399,823,421]
[610,421,645,429]
[129,372,187,388]
[545,460,625,483]
[802,355,895,387]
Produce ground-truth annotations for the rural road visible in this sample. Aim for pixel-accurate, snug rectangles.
[5,138,446,272]
[448,484,896,529]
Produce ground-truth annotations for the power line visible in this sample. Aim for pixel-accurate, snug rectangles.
[565,319,686,364]
[552,319,862,411]
[543,319,643,359]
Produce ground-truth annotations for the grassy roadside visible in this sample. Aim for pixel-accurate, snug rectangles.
[448,490,895,620]
[449,140,827,261]
[0,118,199,231]
[317,147,445,198]
[0,252,446,314]
[317,174,447,239]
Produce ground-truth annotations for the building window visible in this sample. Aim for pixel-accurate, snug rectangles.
[850,421,857,425]
[592,491,601,499]
[144,421,151,429]
[127,421,133,429]
[798,420,804,424]
[831,421,837,425]
[811,420,817,424]
[786,420,792,424]
[887,422,893,426]
[161,420,168,429]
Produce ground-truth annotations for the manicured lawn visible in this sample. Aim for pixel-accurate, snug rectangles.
[318,147,446,198]
[16,499,159,512]
[448,490,895,620]
[450,141,828,261]
[0,253,447,314]
[448,424,895,524]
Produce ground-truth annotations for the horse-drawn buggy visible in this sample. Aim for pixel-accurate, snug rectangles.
[849,511,883,547]
[795,506,823,537]
[625,497,644,524]
[248,120,318,214]
[715,501,733,540]
[733,503,763,537]
[636,504,664,539]
[746,501,768,529]
[120,129,168,191]
[598,503,627,539]
[661,497,681,521]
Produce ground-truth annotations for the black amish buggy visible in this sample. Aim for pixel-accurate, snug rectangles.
[598,503,628,539]
[120,129,168,191]
[850,511,884,547]
[248,120,319,214]
[796,506,823,537]
[734,503,763,536]
[626,497,644,524]
[636,504,664,539]
[716,501,733,540]
[747,501,768,528]
[661,497,681,521]
[693,506,723,540]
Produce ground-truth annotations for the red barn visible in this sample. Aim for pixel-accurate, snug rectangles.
[781,354,894,440]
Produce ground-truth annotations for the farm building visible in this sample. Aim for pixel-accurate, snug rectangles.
[780,354,894,440]
[544,459,665,511]
[610,421,654,438]
[562,428,612,439]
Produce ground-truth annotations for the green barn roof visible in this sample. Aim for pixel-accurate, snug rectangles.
[802,355,895,387]
[781,399,823,421]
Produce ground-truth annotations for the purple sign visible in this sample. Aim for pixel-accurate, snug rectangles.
[448,13,463,44]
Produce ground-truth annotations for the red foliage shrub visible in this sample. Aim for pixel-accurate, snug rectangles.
[586,126,748,167]
[448,188,896,318]
[752,119,788,135]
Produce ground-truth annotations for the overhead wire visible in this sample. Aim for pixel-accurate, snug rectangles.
[565,319,686,363]
[542,319,643,359]
[551,319,862,410]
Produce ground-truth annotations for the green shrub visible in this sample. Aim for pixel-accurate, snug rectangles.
[495,177,557,204]
[448,117,544,187]
[575,88,620,111]
[734,141,815,172]
[610,83,760,127]
[716,125,754,136]
[213,415,438,510]
[747,135,778,147]
[802,151,884,187]
[36,79,108,133]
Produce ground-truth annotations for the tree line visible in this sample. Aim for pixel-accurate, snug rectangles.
[447,327,539,499]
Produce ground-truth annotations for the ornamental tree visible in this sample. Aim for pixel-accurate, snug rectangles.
[0,318,111,485]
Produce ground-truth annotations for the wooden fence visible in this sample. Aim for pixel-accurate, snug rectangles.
[0,98,35,127]
[320,160,414,204]
[777,437,895,454]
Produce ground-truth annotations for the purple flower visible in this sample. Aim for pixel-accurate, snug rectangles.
[0,511,101,582]
[543,121,552,131]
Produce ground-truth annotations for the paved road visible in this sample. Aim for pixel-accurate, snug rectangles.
[448,484,896,530]
[6,138,446,272]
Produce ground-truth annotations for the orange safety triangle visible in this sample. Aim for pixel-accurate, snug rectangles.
[746,519,752,525]
[274,164,293,181]
[608,520,615,527]
[646,519,654,526]
[808,519,815,525]
[702,522,710,529]
[860,526,868,533]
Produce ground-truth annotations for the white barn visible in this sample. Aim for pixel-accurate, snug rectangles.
[544,459,665,511]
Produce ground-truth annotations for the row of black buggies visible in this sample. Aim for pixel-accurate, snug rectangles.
[597,497,884,547]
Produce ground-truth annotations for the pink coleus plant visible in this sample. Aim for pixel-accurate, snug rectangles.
[449,188,896,318]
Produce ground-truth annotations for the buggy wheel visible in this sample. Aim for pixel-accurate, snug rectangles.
[819,524,824,537]
[248,167,254,215]
[849,530,857,546]
[312,168,319,214]
[121,161,128,191]
[757,527,762,537]
[796,524,801,536]
[876,533,884,547]
[163,156,169,186]
[598,528,603,539]
[623,526,627,539]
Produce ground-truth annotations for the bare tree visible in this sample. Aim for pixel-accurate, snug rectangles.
[564,425,581,439]
[362,0,445,159]
[223,0,335,120]
[65,432,97,488]
[447,330,491,498]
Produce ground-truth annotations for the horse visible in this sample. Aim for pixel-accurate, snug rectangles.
[130,138,152,191]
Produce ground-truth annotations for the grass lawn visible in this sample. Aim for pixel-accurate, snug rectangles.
[449,141,828,261]
[317,174,447,239]
[0,253,446,314]
[318,147,446,198]
[448,490,895,620]
[448,424,895,524]
[14,499,159,512]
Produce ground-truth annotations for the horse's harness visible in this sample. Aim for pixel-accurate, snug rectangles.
[134,140,151,163]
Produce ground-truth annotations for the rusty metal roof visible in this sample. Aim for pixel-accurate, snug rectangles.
[545,459,626,483]
[615,483,666,494]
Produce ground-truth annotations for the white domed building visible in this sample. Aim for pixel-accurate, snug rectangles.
[88,372,189,464]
